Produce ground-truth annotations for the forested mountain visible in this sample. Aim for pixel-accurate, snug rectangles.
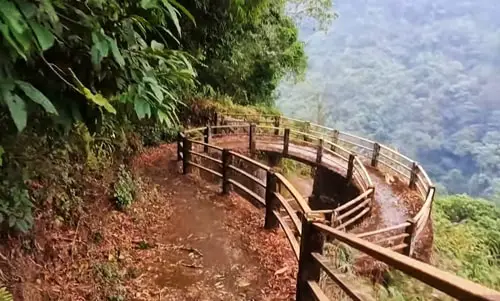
[278,0,500,201]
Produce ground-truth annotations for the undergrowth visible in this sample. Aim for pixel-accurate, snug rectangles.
[378,195,500,300]
[113,165,136,210]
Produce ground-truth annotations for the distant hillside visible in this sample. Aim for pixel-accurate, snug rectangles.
[278,0,500,202]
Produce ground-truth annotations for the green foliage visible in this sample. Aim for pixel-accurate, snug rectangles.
[0,146,4,166]
[380,195,500,300]
[278,0,500,201]
[0,182,33,233]
[0,0,196,135]
[113,165,136,210]
[180,0,307,105]
[0,287,13,301]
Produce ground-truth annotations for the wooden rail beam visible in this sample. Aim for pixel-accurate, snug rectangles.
[203,126,211,152]
[316,139,324,165]
[222,149,231,194]
[265,171,278,229]
[274,116,280,135]
[296,214,326,301]
[403,218,417,256]
[249,123,256,155]
[331,129,339,152]
[346,154,355,183]
[409,162,419,189]
[371,142,380,167]
[182,137,191,175]
[283,128,290,155]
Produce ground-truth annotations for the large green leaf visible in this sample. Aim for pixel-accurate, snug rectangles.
[141,0,158,9]
[82,88,116,114]
[168,0,196,25]
[108,38,125,67]
[162,1,181,36]
[134,98,151,119]
[28,21,54,51]
[90,32,110,67]
[4,92,27,131]
[15,81,57,114]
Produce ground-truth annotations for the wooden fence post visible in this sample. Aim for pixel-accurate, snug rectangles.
[214,113,220,135]
[403,218,417,256]
[182,137,191,175]
[274,116,280,136]
[283,128,290,156]
[409,162,418,189]
[177,132,182,161]
[249,123,256,155]
[346,154,355,183]
[371,143,380,167]
[296,214,325,301]
[331,130,339,152]
[316,139,324,165]
[264,171,278,229]
[303,122,311,141]
[222,149,231,194]
[203,126,211,153]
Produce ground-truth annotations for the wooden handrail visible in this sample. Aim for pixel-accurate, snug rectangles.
[228,150,271,171]
[275,173,311,213]
[356,222,410,239]
[335,189,373,213]
[179,119,500,300]
[313,222,500,301]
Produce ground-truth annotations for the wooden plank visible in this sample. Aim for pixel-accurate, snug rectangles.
[373,233,409,246]
[228,165,266,188]
[228,179,265,205]
[274,192,302,234]
[307,281,330,301]
[229,151,271,171]
[312,222,500,301]
[336,137,374,151]
[378,152,413,172]
[275,173,311,212]
[189,150,223,164]
[184,127,206,134]
[210,124,250,129]
[189,139,223,151]
[273,210,300,260]
[336,198,371,221]
[390,243,408,252]
[335,207,370,230]
[356,222,410,239]
[377,159,411,178]
[337,131,376,146]
[335,189,373,213]
[311,252,365,301]
[187,161,223,178]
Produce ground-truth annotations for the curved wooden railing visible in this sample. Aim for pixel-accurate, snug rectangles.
[177,123,500,301]
[221,114,434,254]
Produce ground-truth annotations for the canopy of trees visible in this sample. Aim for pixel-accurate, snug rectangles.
[278,0,500,202]
[0,0,310,233]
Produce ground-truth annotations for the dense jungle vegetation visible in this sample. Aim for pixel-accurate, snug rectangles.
[278,0,500,202]
[0,0,325,233]
[0,0,499,299]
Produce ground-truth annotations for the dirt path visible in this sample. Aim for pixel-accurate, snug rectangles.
[3,144,297,301]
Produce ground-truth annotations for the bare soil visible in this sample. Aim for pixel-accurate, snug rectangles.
[0,144,297,300]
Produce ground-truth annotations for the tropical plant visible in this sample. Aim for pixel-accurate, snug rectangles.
[113,165,136,210]
[0,182,33,233]
[0,0,196,134]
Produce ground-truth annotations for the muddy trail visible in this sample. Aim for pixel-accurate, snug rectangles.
[2,144,297,301]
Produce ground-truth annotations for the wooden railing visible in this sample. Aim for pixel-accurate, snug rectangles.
[221,114,434,253]
[177,125,500,301]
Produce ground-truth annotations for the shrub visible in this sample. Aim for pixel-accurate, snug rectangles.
[0,182,33,233]
[113,165,136,210]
